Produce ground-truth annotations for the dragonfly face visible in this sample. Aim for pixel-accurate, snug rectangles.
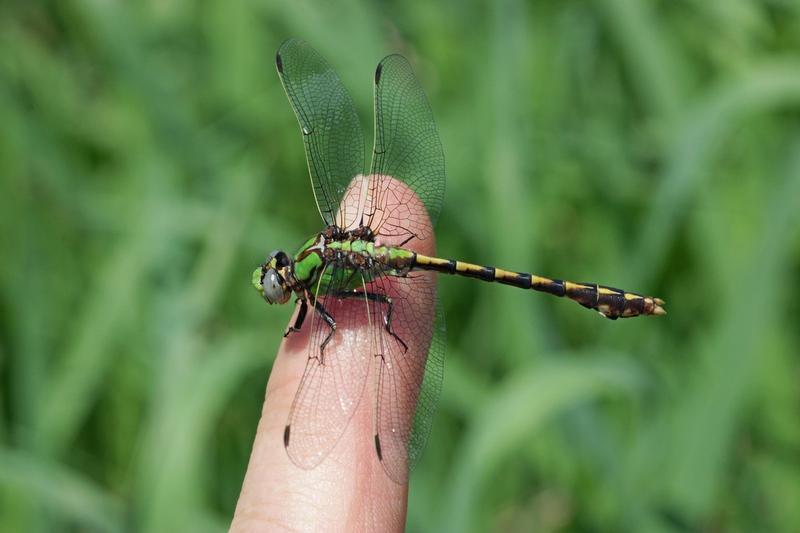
[253,250,293,305]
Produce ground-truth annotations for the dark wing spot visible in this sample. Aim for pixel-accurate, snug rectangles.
[283,425,291,447]
[374,434,383,461]
[276,52,284,73]
[375,62,383,85]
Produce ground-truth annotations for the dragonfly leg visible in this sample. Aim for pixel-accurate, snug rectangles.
[308,294,336,357]
[379,294,408,353]
[397,232,418,247]
[334,290,409,353]
[283,298,309,337]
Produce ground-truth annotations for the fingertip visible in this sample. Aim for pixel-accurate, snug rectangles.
[233,301,409,532]
[235,175,436,531]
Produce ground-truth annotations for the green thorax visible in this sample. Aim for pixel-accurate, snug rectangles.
[291,234,415,292]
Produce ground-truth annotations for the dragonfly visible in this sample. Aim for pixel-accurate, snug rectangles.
[253,38,666,484]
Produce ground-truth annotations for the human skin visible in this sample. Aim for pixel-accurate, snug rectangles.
[230,176,436,532]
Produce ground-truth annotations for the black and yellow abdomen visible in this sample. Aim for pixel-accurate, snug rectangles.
[412,253,665,319]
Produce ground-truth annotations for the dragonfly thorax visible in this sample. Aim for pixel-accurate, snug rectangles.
[255,226,419,307]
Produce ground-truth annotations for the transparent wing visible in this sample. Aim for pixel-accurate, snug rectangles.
[407,295,445,470]
[283,262,373,469]
[368,54,445,241]
[276,38,365,226]
[368,268,444,483]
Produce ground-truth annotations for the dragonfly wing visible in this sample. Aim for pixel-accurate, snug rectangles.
[406,295,445,471]
[276,38,365,227]
[284,263,373,469]
[368,269,444,483]
[368,54,445,242]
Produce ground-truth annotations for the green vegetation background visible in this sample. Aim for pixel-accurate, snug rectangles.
[2,1,799,531]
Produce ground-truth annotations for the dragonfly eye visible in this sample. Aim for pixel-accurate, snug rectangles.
[267,250,291,269]
[274,251,291,268]
[262,268,291,305]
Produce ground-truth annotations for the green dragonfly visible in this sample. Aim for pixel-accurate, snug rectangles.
[253,38,666,484]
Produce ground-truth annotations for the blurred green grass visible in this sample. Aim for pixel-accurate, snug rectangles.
[1,1,799,532]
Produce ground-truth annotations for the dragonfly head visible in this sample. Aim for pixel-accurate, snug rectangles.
[252,250,293,305]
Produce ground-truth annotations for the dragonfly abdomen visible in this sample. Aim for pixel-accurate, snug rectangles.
[412,253,665,319]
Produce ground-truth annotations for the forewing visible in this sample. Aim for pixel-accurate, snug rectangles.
[276,38,365,226]
[368,55,445,241]
[369,269,443,483]
[283,263,373,469]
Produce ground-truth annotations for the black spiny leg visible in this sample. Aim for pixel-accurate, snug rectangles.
[283,298,309,337]
[308,293,336,357]
[335,290,408,353]
[397,232,418,247]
